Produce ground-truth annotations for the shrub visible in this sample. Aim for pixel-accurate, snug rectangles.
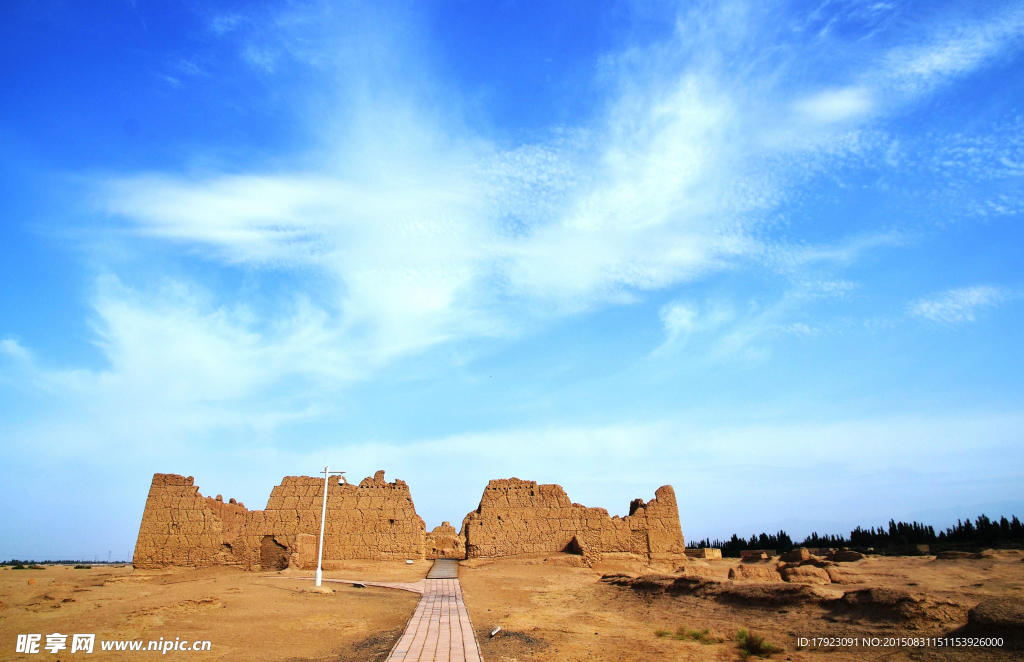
[654,628,671,638]
[736,628,782,658]
[74,565,92,569]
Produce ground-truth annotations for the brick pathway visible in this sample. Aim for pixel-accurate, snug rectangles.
[386,577,483,662]
[426,559,460,579]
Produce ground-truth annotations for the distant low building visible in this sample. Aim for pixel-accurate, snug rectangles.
[685,548,722,559]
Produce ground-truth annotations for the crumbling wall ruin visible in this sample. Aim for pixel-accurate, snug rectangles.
[460,478,687,566]
[133,474,250,569]
[134,472,687,570]
[248,470,427,565]
[425,522,465,560]
[133,470,426,569]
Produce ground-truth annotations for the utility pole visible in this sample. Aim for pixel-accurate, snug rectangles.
[315,465,346,587]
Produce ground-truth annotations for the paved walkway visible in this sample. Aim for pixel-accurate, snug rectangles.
[425,559,460,579]
[274,560,484,661]
[386,577,482,662]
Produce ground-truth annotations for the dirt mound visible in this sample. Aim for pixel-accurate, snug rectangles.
[715,582,841,607]
[677,565,719,581]
[963,598,1024,648]
[629,574,678,592]
[826,550,865,562]
[779,548,812,563]
[608,571,839,607]
[834,588,966,627]
[599,573,637,586]
[335,627,407,662]
[780,566,831,585]
[935,551,984,560]
[729,565,782,582]
[477,628,549,662]
[825,567,858,584]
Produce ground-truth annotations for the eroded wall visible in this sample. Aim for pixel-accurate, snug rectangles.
[134,472,686,570]
[460,478,687,566]
[133,470,426,569]
[425,522,465,560]
[247,471,427,565]
[132,474,250,569]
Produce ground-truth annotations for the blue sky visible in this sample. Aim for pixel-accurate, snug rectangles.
[1,0,1022,560]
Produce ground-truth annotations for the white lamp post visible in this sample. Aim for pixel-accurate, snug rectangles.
[315,465,345,587]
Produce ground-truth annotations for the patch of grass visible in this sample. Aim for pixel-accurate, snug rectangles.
[736,628,782,659]
[655,626,725,645]
[675,626,724,644]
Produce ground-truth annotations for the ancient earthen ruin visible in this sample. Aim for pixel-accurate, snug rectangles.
[133,472,687,570]
[461,478,687,566]
[133,471,427,570]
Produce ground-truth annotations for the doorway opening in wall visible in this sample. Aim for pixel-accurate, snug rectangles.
[260,536,289,570]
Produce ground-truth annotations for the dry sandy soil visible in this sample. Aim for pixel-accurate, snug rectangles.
[2,551,1023,661]
[461,551,1024,662]
[0,561,425,661]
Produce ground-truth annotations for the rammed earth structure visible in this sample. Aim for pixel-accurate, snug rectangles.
[461,478,687,566]
[133,471,687,569]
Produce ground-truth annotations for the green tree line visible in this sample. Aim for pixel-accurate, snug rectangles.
[687,514,1024,553]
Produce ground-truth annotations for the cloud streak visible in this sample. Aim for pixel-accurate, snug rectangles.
[910,285,1010,323]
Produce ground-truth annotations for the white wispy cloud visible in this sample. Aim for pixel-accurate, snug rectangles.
[879,6,1024,97]
[81,0,1015,393]
[26,0,1024,438]
[0,276,354,449]
[0,338,31,362]
[910,285,1010,323]
[794,86,874,123]
[654,275,859,360]
[659,302,699,343]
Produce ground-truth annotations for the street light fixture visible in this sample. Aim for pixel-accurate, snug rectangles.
[315,465,345,587]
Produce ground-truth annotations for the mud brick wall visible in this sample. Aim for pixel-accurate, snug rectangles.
[460,478,686,566]
[134,471,683,569]
[133,474,249,569]
[134,470,427,569]
[425,522,465,560]
[245,470,426,567]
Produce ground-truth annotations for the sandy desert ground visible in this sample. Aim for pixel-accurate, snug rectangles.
[0,561,425,661]
[2,551,1022,661]
[462,550,1024,662]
